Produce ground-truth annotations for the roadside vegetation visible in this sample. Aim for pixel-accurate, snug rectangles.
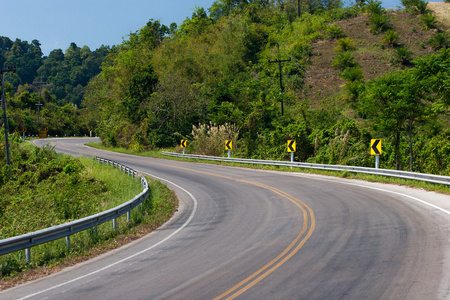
[1,1,449,175]
[0,134,178,287]
[87,141,450,195]
[1,0,450,285]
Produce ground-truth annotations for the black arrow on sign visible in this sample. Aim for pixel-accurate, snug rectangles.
[288,140,295,152]
[226,140,232,150]
[372,139,381,155]
[181,140,186,148]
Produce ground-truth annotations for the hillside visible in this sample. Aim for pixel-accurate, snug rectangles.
[3,1,450,175]
[305,7,449,106]
[429,2,450,25]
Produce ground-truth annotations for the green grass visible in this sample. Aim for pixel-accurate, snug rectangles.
[0,143,178,281]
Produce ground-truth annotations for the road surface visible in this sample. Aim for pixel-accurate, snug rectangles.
[2,137,450,299]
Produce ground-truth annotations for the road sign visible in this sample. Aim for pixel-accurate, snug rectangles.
[371,139,382,155]
[287,140,296,152]
[44,127,48,132]
[225,140,232,151]
[39,131,48,139]
[181,140,186,148]
[22,128,26,132]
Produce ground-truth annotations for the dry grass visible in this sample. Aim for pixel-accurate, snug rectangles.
[428,2,450,27]
[304,8,447,107]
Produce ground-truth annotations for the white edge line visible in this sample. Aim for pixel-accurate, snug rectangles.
[18,172,197,300]
[289,172,450,216]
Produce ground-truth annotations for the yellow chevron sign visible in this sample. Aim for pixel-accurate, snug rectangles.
[180,140,187,148]
[371,139,382,155]
[225,140,232,151]
[287,140,296,152]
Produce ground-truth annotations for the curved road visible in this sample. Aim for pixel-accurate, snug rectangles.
[2,138,450,299]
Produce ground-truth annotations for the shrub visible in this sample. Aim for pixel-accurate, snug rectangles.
[326,24,346,39]
[339,67,364,82]
[289,42,312,60]
[332,51,359,70]
[334,38,356,52]
[421,13,438,30]
[394,46,414,65]
[369,14,391,34]
[428,32,450,50]
[190,122,240,156]
[414,0,430,14]
[383,30,401,47]
[366,0,385,16]
[401,0,419,8]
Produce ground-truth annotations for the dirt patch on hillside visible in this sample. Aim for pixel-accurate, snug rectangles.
[304,9,447,107]
[429,2,450,27]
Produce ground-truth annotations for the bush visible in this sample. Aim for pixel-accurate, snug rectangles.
[401,0,419,8]
[421,13,438,30]
[334,38,356,52]
[421,129,450,175]
[428,32,449,50]
[332,51,359,70]
[394,46,414,65]
[190,122,240,156]
[414,0,430,15]
[383,30,401,47]
[366,0,385,16]
[369,13,391,34]
[339,66,364,82]
[326,24,346,39]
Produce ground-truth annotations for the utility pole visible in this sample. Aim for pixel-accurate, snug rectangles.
[1,66,16,178]
[268,44,291,116]
[36,77,47,129]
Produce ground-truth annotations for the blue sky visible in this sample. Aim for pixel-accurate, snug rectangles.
[1,0,444,56]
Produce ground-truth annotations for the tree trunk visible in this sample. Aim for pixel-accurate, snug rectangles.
[407,117,414,172]
[395,129,400,170]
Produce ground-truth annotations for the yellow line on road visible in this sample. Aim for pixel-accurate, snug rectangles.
[143,161,315,299]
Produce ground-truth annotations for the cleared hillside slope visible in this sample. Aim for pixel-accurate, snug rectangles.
[304,5,449,106]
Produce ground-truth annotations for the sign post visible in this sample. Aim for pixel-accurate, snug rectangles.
[370,139,382,168]
[89,127,93,137]
[287,140,296,163]
[181,139,186,155]
[225,140,232,158]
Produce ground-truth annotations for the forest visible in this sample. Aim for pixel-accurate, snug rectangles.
[1,0,450,175]
[0,37,110,136]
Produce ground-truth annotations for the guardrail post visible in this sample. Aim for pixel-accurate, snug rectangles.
[25,248,31,263]
[127,211,130,222]
[66,236,71,251]
[113,218,117,230]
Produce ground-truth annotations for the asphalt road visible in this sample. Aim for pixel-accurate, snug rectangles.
[2,138,450,299]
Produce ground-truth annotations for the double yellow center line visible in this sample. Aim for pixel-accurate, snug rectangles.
[214,179,315,299]
[147,161,315,299]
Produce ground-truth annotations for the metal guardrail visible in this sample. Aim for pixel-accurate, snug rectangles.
[162,152,450,186]
[0,157,149,262]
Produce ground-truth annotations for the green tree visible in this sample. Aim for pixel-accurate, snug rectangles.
[360,70,434,171]
[412,48,450,106]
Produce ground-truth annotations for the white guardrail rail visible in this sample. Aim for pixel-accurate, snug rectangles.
[0,157,149,262]
[162,152,450,186]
